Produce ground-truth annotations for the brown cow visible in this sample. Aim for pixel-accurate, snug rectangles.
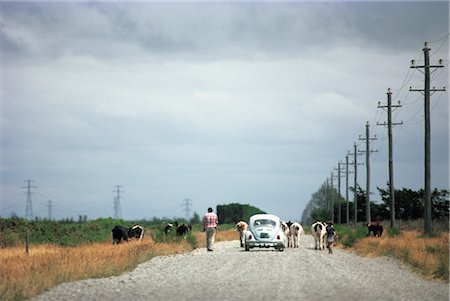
[236,221,248,247]
[367,222,383,237]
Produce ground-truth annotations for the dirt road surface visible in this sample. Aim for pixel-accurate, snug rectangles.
[30,235,449,301]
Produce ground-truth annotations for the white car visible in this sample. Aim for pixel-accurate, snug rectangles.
[244,214,285,252]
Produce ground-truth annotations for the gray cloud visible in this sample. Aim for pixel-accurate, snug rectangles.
[2,2,447,61]
[1,1,448,221]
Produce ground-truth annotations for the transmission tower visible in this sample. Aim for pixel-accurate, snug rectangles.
[22,180,35,220]
[113,185,123,219]
[47,200,52,221]
[181,198,193,221]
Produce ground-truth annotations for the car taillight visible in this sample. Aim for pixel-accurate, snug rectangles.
[277,235,281,240]
[248,234,253,240]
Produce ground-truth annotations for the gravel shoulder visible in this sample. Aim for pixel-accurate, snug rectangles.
[30,234,449,301]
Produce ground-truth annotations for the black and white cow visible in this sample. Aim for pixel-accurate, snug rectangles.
[311,221,327,250]
[112,224,144,244]
[129,224,144,240]
[289,222,304,248]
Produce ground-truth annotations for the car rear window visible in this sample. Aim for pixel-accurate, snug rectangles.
[254,219,276,227]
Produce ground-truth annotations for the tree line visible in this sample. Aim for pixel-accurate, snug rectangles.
[301,185,449,228]
[216,203,266,224]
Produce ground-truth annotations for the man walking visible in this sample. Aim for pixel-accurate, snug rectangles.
[203,207,219,251]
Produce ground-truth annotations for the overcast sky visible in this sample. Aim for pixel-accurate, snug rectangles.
[1,1,448,222]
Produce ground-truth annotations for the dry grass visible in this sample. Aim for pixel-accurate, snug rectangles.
[351,230,449,282]
[0,234,193,301]
[0,228,238,301]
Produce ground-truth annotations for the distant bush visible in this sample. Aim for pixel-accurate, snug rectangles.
[335,225,368,248]
[0,217,136,247]
[216,203,266,224]
[150,223,198,249]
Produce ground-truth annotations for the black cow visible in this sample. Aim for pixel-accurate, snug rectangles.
[367,222,383,237]
[112,224,144,244]
[112,225,130,244]
[176,223,190,237]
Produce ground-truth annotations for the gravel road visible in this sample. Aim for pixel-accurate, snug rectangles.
[30,235,448,301]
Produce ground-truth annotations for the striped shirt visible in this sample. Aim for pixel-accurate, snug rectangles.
[203,212,219,229]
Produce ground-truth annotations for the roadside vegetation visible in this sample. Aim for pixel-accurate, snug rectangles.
[0,217,239,301]
[302,184,449,283]
[0,217,133,247]
[335,219,449,282]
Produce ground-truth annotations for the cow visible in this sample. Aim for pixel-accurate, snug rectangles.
[129,224,144,241]
[281,221,290,247]
[367,222,383,237]
[285,220,294,247]
[112,224,144,244]
[176,223,190,237]
[236,221,248,247]
[164,223,174,234]
[112,225,129,244]
[289,222,303,248]
[311,221,327,250]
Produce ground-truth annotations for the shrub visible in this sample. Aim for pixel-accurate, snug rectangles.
[336,225,367,248]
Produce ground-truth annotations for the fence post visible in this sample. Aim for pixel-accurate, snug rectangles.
[26,229,29,256]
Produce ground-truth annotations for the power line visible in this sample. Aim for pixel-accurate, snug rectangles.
[428,32,450,44]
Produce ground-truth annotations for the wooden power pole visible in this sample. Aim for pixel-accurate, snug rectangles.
[359,122,377,223]
[348,143,363,227]
[410,42,446,234]
[377,88,402,229]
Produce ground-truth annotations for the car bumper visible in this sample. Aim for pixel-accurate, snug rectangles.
[246,241,284,249]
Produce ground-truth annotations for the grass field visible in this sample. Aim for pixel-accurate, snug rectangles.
[334,220,449,282]
[1,221,448,300]
[0,228,238,301]
[349,230,449,281]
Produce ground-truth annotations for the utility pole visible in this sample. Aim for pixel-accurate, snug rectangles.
[359,122,378,223]
[47,200,52,221]
[22,180,35,220]
[330,172,335,222]
[344,155,353,227]
[348,143,363,227]
[410,42,446,235]
[334,162,345,224]
[326,178,330,213]
[113,185,123,220]
[322,178,328,210]
[377,88,403,229]
[181,198,193,221]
